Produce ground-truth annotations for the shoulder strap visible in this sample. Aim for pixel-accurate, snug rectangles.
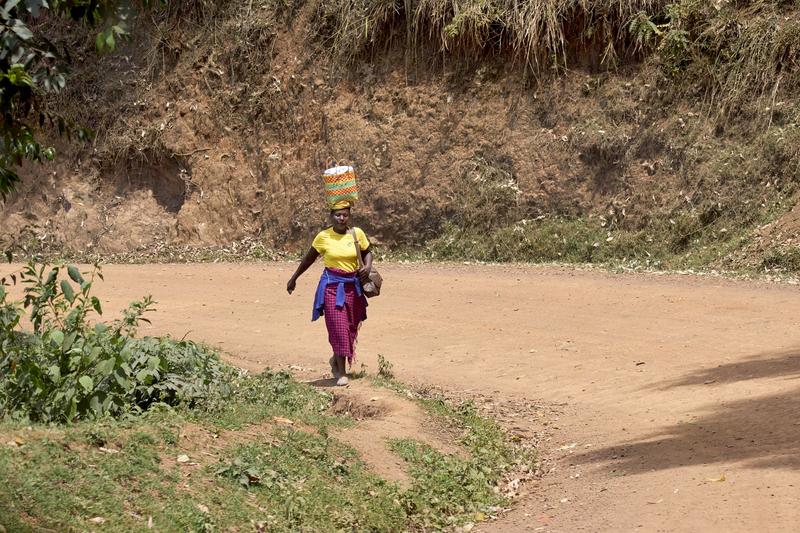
[350,228,364,269]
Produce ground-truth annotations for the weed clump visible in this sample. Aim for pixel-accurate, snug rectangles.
[377,354,394,378]
[761,246,800,272]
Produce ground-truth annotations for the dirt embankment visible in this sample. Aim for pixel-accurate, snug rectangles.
[2,1,799,267]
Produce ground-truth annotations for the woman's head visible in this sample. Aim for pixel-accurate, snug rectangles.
[330,206,351,231]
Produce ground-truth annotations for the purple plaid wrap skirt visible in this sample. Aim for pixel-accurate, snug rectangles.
[320,269,367,364]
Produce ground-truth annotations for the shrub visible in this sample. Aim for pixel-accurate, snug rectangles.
[761,246,800,273]
[377,354,394,378]
[0,262,235,423]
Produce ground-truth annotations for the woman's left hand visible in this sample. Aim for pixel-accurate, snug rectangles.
[357,267,370,282]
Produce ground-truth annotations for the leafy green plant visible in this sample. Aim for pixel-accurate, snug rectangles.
[0,261,236,422]
[377,354,394,378]
[391,438,500,529]
[215,448,268,488]
[628,10,664,53]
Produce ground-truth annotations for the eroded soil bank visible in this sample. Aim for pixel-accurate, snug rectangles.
[4,1,800,272]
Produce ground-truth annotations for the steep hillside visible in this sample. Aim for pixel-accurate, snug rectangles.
[2,0,799,271]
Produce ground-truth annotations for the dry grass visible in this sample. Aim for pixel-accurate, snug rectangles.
[642,0,800,122]
[716,10,800,117]
[313,0,401,64]
[312,0,800,121]
[315,0,665,69]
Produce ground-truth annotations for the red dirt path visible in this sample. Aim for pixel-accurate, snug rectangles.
[45,262,800,531]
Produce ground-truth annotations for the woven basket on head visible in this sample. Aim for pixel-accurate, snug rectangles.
[322,165,358,208]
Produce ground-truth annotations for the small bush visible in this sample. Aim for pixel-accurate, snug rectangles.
[761,247,800,273]
[0,262,235,423]
[377,354,394,378]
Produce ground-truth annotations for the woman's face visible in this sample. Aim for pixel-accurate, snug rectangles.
[331,208,350,230]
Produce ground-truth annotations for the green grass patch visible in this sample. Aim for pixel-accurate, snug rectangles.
[761,246,800,273]
[374,375,536,529]
[211,431,405,531]
[1,369,534,532]
[193,369,336,430]
[0,370,340,532]
[391,439,500,529]
[396,198,792,273]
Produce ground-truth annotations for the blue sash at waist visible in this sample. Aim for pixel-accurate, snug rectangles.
[312,268,364,322]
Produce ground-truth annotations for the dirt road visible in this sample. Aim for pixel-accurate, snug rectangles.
[58,262,800,531]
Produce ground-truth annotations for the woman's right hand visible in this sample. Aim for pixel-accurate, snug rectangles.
[286,247,319,295]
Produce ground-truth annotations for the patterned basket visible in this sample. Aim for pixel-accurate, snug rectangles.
[322,165,358,208]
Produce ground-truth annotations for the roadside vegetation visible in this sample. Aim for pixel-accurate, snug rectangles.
[0,262,533,531]
[414,148,795,273]
[314,0,800,115]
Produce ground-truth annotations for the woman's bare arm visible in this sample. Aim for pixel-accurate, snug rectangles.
[287,247,320,294]
[359,247,373,279]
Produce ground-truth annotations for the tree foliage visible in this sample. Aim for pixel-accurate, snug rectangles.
[0,0,155,200]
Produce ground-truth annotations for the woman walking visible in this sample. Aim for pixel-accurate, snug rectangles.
[286,200,373,386]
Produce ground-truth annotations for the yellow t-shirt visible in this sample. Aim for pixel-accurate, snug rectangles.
[312,227,370,273]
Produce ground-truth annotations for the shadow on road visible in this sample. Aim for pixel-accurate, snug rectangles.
[575,347,800,474]
[575,387,800,473]
[303,377,339,388]
[655,348,800,389]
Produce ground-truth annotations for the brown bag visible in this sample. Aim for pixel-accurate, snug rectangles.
[350,228,382,298]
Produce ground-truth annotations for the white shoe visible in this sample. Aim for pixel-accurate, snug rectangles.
[336,376,349,386]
